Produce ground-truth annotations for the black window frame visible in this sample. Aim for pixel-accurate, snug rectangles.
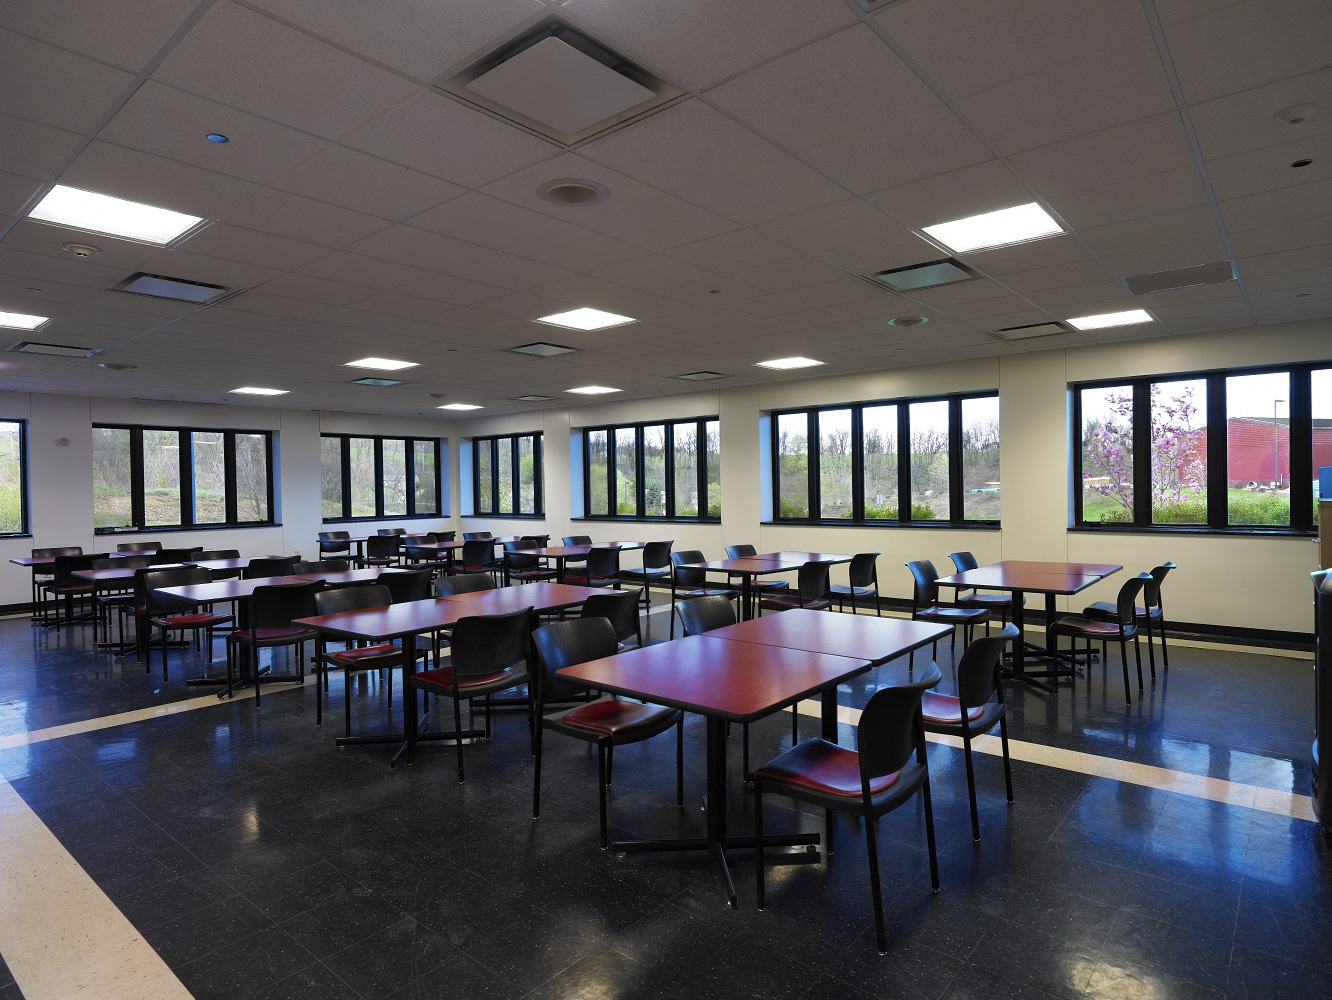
[321,434,442,523]
[0,418,29,536]
[470,432,544,518]
[581,417,721,522]
[1072,362,1325,535]
[92,423,277,534]
[769,391,1000,528]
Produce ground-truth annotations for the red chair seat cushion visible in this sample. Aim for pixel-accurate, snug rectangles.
[561,698,677,737]
[329,643,402,665]
[413,666,512,691]
[761,595,831,610]
[563,571,615,586]
[155,612,232,628]
[1055,616,1128,636]
[678,588,737,599]
[757,738,899,797]
[232,626,311,641]
[920,692,986,724]
[959,593,1012,606]
[511,569,556,580]
[1083,600,1158,620]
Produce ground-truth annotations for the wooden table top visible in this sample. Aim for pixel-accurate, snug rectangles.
[436,581,607,615]
[157,577,296,603]
[10,557,52,567]
[557,635,871,724]
[681,552,854,574]
[285,567,405,585]
[191,557,283,572]
[526,542,642,557]
[936,560,1122,594]
[708,609,953,666]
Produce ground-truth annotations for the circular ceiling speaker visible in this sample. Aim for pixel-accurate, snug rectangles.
[62,242,101,257]
[537,178,610,207]
[98,362,137,370]
[887,315,929,328]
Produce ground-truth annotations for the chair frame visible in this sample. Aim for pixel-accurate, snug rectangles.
[1053,573,1151,705]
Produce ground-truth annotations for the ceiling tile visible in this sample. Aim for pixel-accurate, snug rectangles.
[1050,166,1210,230]
[677,152,849,226]
[728,255,847,292]
[0,113,82,181]
[440,250,574,291]
[0,29,135,133]
[177,223,328,272]
[0,0,199,73]
[800,112,993,195]
[1099,236,1230,277]
[0,172,41,218]
[1189,67,1332,161]
[581,197,738,252]
[1219,178,1332,233]
[343,225,481,273]
[0,218,160,272]
[589,255,716,292]
[153,2,419,140]
[1228,214,1332,259]
[273,146,464,220]
[816,231,940,274]
[296,251,441,291]
[409,193,571,252]
[1205,130,1332,201]
[220,188,387,249]
[515,227,650,272]
[390,273,510,308]
[669,230,800,273]
[757,199,906,255]
[962,235,1093,277]
[480,152,661,221]
[1076,206,1221,258]
[865,160,1031,231]
[60,140,259,219]
[258,272,379,306]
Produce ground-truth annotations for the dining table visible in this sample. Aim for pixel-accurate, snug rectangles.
[519,541,645,582]
[676,551,855,620]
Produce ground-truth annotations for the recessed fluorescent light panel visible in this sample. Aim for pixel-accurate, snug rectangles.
[994,321,1068,341]
[344,357,419,371]
[231,387,288,396]
[439,403,483,410]
[511,342,577,357]
[29,185,204,245]
[869,258,978,292]
[923,202,1063,253]
[676,371,727,381]
[350,377,405,387]
[1067,309,1153,331]
[0,311,50,331]
[6,341,99,358]
[755,357,824,370]
[566,385,621,395]
[535,307,637,331]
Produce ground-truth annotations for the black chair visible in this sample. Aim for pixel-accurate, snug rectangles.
[562,534,592,574]
[407,607,534,781]
[759,561,833,615]
[619,541,673,610]
[143,566,233,682]
[947,551,1014,629]
[194,549,242,580]
[311,585,421,733]
[449,539,498,579]
[564,546,621,589]
[1082,561,1176,677]
[437,573,494,596]
[830,552,883,615]
[724,543,788,617]
[377,569,433,603]
[41,553,103,629]
[669,550,738,638]
[531,618,683,848]
[462,531,493,541]
[429,531,456,543]
[579,588,643,649]
[904,560,991,667]
[318,531,351,558]
[152,547,202,565]
[1052,573,1152,705]
[504,539,557,585]
[30,546,81,621]
[520,534,551,548]
[377,527,408,536]
[754,665,942,955]
[117,541,162,553]
[401,540,448,574]
[245,556,299,579]
[91,555,149,644]
[921,624,1018,841]
[357,534,400,568]
[226,582,322,704]
[291,559,350,575]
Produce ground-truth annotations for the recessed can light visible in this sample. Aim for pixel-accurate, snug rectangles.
[205,133,229,143]
[1275,104,1318,124]
[887,316,929,328]
[25,287,41,294]
[1291,158,1313,168]
[676,371,727,381]
[350,377,405,387]
[512,394,557,402]
[98,362,138,370]
[536,178,610,207]
[755,356,824,370]
[62,243,101,257]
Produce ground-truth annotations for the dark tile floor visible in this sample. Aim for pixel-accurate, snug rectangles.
[0,607,1329,999]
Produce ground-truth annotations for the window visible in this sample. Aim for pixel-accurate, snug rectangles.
[470,434,543,516]
[93,424,275,532]
[322,435,441,521]
[0,420,27,534]
[582,418,721,520]
[771,393,998,525]
[1073,364,1326,532]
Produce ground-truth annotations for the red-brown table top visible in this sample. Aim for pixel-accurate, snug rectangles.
[936,560,1122,594]
[156,577,293,603]
[10,557,53,567]
[294,599,470,641]
[527,542,644,557]
[285,567,402,586]
[73,556,284,581]
[556,635,870,724]
[436,581,606,615]
[708,609,953,666]
[191,557,283,572]
[680,552,853,575]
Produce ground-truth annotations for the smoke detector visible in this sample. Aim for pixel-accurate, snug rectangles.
[62,243,101,257]
[1275,104,1318,124]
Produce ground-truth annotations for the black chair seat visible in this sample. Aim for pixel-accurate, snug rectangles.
[563,570,618,587]
[1052,615,1138,638]
[920,692,1000,730]
[761,594,831,611]
[232,626,315,643]
[153,611,232,628]
[676,586,739,600]
[552,697,681,741]
[511,568,558,582]
[324,643,404,668]
[959,593,1013,608]
[757,738,901,797]
[829,584,876,598]
[917,605,989,622]
[1083,600,1160,621]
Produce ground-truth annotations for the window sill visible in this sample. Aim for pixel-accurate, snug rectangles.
[95,523,282,535]
[763,519,999,530]
[322,515,446,524]
[1069,524,1315,538]
[573,517,722,525]
[0,533,33,540]
[462,513,546,520]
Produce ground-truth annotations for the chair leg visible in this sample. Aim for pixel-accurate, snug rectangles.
[1144,617,1157,679]
[922,777,940,894]
[675,719,684,809]
[961,733,980,842]
[532,725,543,820]
[1119,640,1132,706]
[866,814,886,955]
[344,667,353,737]
[597,743,609,850]
[454,695,466,783]
[742,723,751,781]
[252,641,261,707]
[825,808,835,857]
[1159,614,1169,670]
[1134,634,1144,690]
[999,714,1014,802]
[606,744,614,786]
[791,704,799,746]
[754,779,765,911]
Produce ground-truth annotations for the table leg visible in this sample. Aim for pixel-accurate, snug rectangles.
[1000,589,1057,694]
[741,574,754,622]
[821,686,838,742]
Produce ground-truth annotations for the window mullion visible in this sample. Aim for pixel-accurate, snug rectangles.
[664,424,676,518]
[948,397,964,523]
[534,434,543,516]
[850,407,865,521]
[1290,367,1314,531]
[405,439,416,517]
[1206,374,1228,528]
[806,411,819,520]
[177,429,193,528]
[635,427,646,517]
[897,406,911,521]
[606,430,617,519]
[222,431,238,525]
[129,429,146,530]
[340,437,352,519]
[698,419,708,520]
[1132,383,1152,525]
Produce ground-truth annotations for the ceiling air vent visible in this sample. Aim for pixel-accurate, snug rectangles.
[676,371,727,381]
[511,342,577,357]
[512,394,557,402]
[7,341,101,358]
[437,18,684,146]
[866,258,980,293]
[993,321,1069,341]
[1123,261,1235,296]
[112,272,234,304]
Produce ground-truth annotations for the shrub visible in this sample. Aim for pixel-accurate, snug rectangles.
[1226,493,1290,525]
[910,502,936,519]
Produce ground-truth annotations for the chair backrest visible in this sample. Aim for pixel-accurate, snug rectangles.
[676,594,737,636]
[796,561,832,603]
[250,581,324,630]
[848,552,881,588]
[153,548,201,565]
[429,531,456,543]
[377,570,432,604]
[319,531,350,541]
[377,527,407,535]
[194,549,240,561]
[579,589,642,643]
[857,665,941,783]
[436,572,494,596]
[291,559,349,574]
[724,544,757,559]
[404,543,439,564]
[450,608,532,682]
[671,549,707,588]
[532,617,618,705]
[94,554,150,570]
[904,560,941,608]
[143,566,212,613]
[313,584,392,616]
[365,535,400,558]
[246,556,299,579]
[503,540,538,571]
[402,534,431,545]
[1146,561,1176,609]
[463,531,492,541]
[641,540,673,570]
[562,535,591,547]
[1114,574,1153,627]
[520,534,550,547]
[318,531,351,555]
[34,546,82,559]
[948,551,979,573]
[586,546,621,579]
[956,623,1018,709]
[117,541,162,553]
[461,539,493,567]
[51,553,103,586]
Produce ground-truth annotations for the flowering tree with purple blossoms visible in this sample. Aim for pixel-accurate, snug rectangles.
[1148,382,1206,509]
[1081,388,1135,518]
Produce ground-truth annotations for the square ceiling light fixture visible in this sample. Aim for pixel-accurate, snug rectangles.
[6,340,99,358]
[535,307,637,331]
[231,386,289,396]
[1067,309,1153,330]
[755,357,824,370]
[0,310,50,331]
[437,18,684,146]
[923,203,1063,253]
[29,185,205,245]
[566,385,621,394]
[511,342,577,357]
[868,258,979,293]
[344,357,419,371]
[113,272,233,304]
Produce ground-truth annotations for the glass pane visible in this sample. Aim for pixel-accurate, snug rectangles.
[142,429,181,527]
[93,427,133,529]
[615,428,638,515]
[234,433,269,522]
[962,397,1001,521]
[1315,369,1332,525]
[673,422,698,516]
[496,438,514,514]
[518,435,536,514]
[1151,379,1207,524]
[413,440,437,515]
[1227,372,1290,526]
[818,409,853,519]
[321,437,343,519]
[348,437,376,517]
[476,441,493,515]
[0,421,21,533]
[643,425,666,516]
[705,419,721,518]
[1080,385,1134,522]
[191,431,226,524]
[587,430,609,516]
[776,413,809,518]
[862,404,898,519]
[908,400,950,520]
[382,438,407,516]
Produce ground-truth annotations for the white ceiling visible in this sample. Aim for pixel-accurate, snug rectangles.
[0,0,1328,417]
